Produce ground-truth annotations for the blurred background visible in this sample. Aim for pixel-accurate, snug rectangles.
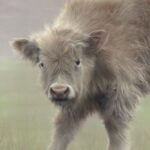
[0,0,150,150]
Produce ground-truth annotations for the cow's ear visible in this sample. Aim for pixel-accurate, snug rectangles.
[11,38,40,63]
[89,30,108,49]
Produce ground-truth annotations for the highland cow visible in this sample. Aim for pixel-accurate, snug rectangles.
[11,0,150,150]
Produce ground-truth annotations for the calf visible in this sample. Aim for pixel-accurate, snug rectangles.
[11,0,150,150]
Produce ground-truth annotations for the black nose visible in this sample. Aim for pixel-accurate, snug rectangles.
[50,84,69,100]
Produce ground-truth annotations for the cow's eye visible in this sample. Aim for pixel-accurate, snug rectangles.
[39,62,44,69]
[75,59,80,66]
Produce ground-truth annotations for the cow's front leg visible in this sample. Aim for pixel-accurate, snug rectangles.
[104,116,130,150]
[48,109,88,150]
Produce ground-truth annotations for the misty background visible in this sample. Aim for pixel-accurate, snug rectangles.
[0,0,64,58]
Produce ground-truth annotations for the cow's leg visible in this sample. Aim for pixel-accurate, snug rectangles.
[48,110,88,150]
[104,116,130,150]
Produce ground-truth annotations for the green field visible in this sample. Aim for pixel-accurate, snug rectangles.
[0,59,150,150]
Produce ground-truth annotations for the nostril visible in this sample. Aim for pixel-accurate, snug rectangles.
[50,87,56,95]
[64,87,69,94]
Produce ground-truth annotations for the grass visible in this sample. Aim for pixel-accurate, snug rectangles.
[0,59,150,150]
